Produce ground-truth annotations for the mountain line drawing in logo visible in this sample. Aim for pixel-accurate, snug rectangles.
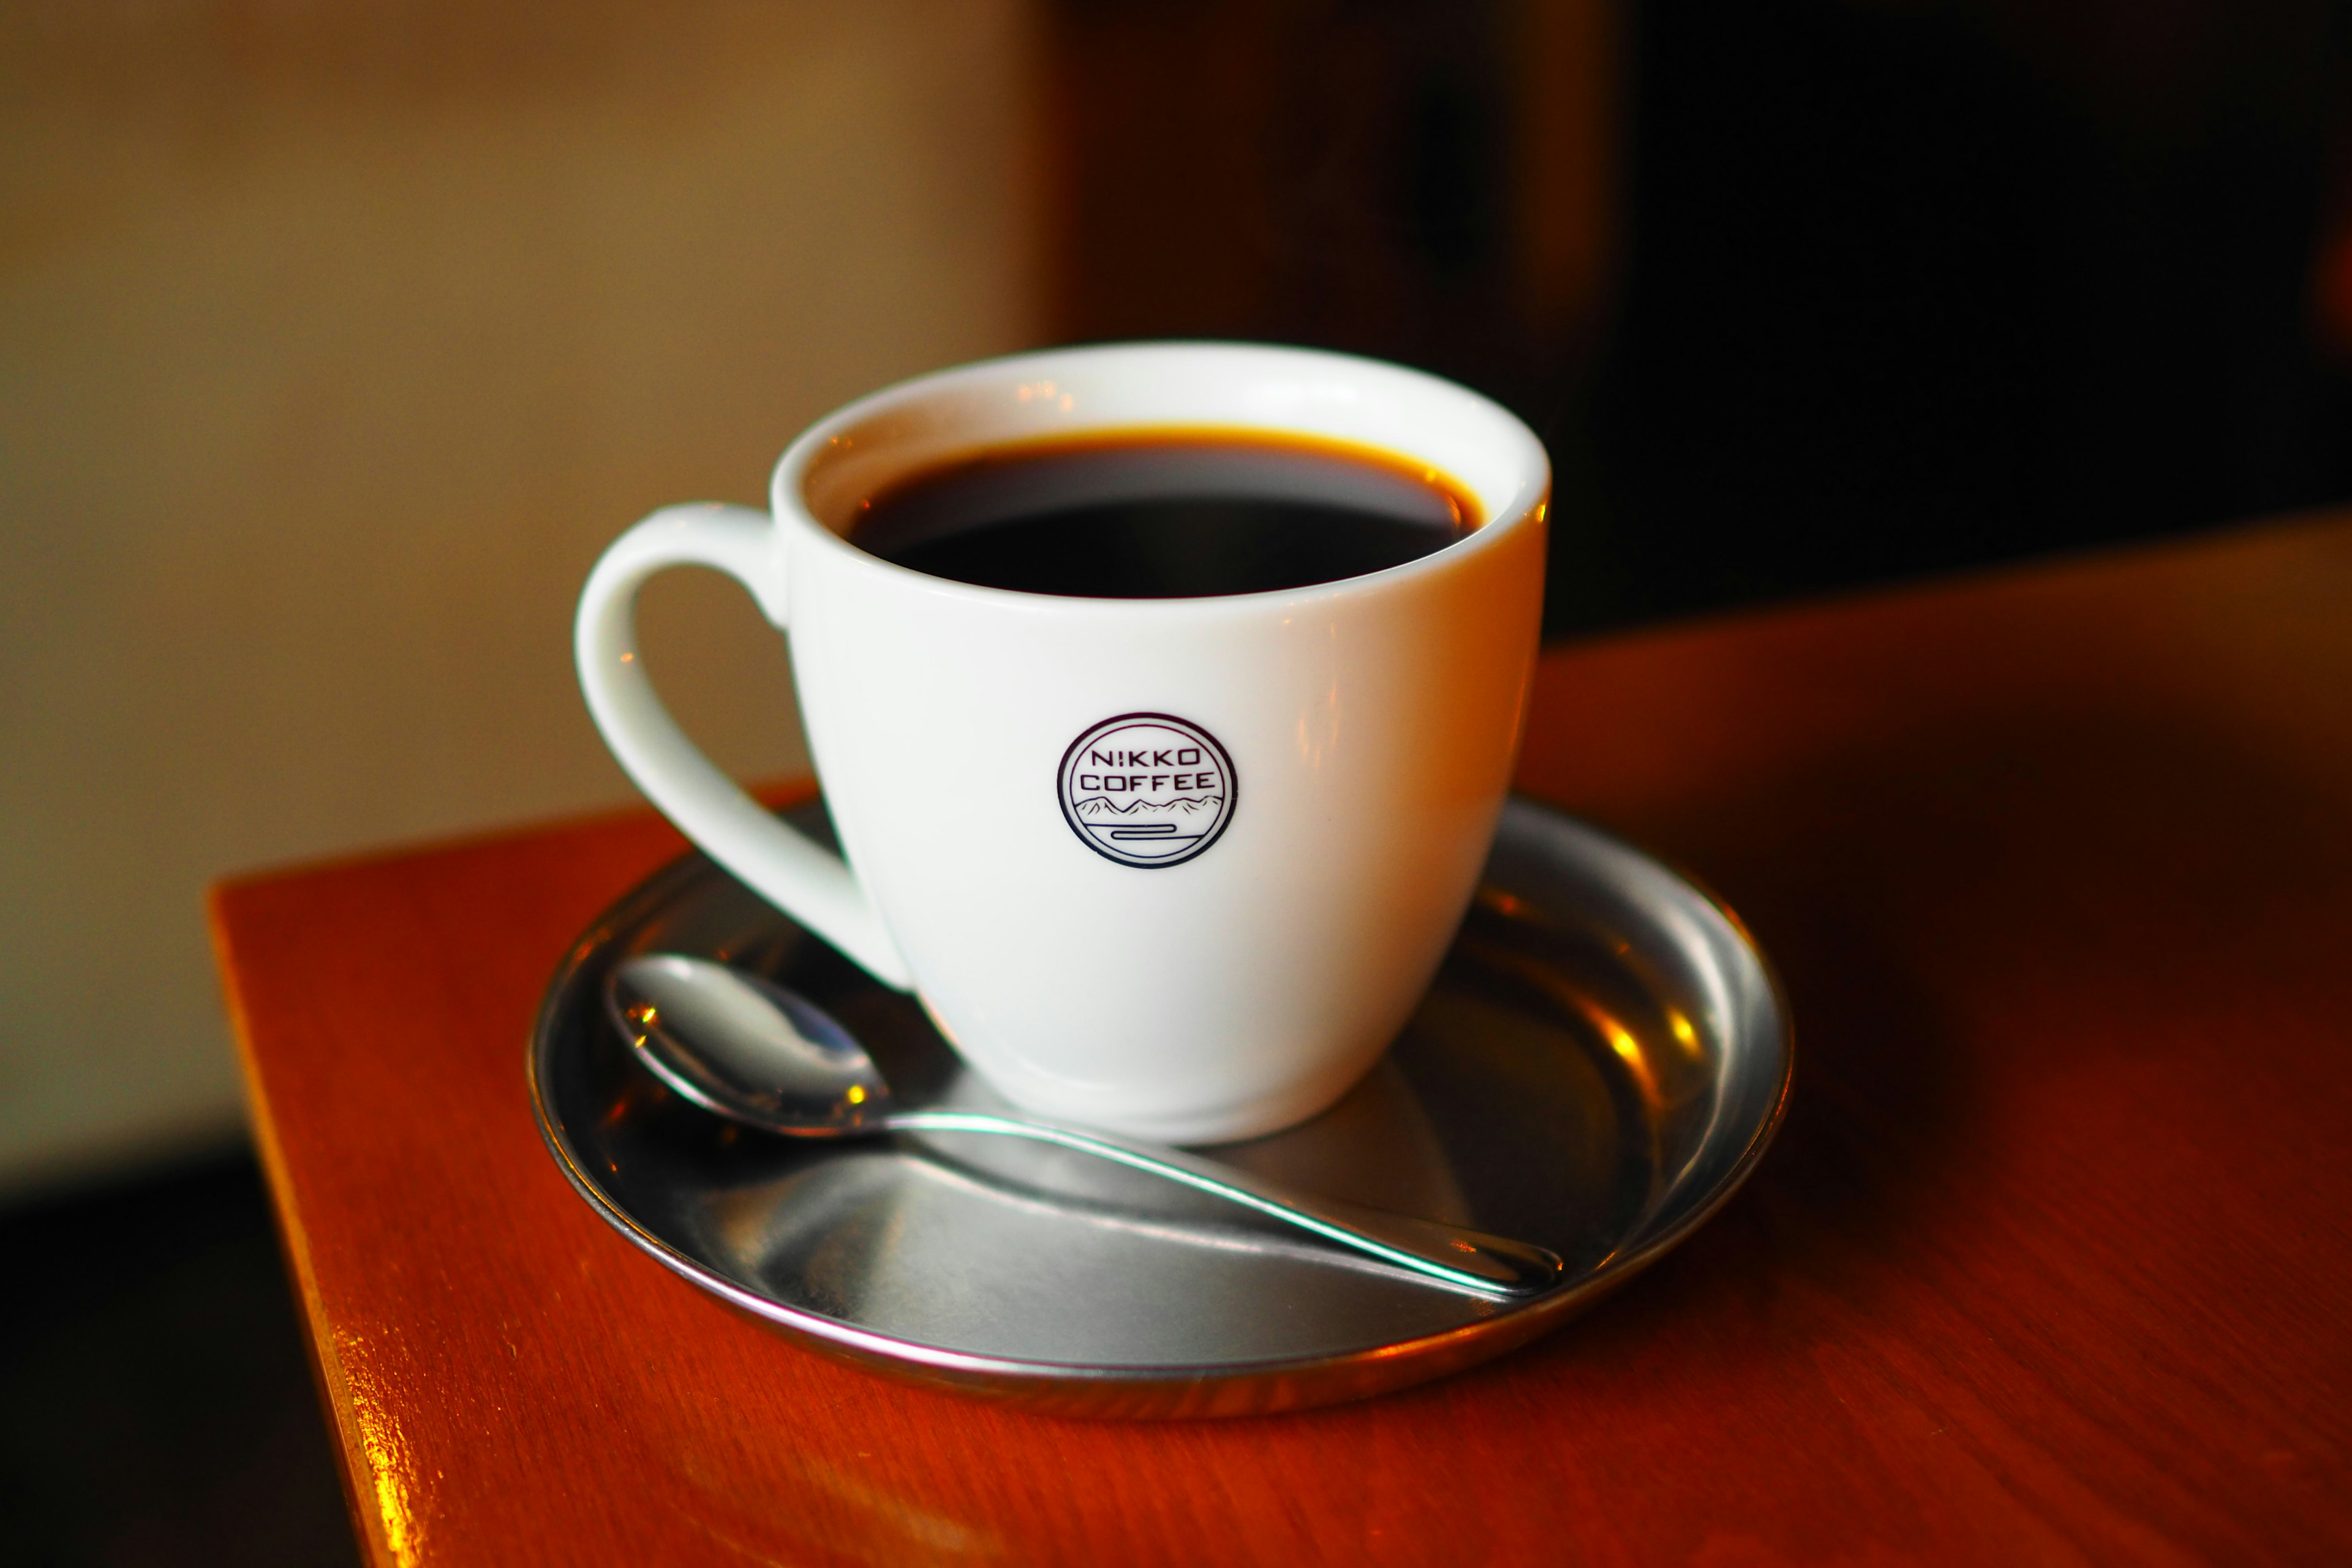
[1057,714,1236,868]
[1073,795,1224,818]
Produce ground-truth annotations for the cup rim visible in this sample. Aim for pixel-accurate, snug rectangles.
[766,340,1550,616]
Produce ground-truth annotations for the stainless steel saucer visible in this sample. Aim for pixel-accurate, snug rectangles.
[529,797,1792,1418]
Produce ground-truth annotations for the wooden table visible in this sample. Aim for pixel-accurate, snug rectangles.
[213,516,2352,1566]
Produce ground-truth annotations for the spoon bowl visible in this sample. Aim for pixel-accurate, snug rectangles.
[614,954,889,1129]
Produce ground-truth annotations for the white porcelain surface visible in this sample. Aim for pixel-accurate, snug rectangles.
[578,342,1548,1142]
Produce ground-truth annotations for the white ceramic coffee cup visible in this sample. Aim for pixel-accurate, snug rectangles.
[577,342,1547,1143]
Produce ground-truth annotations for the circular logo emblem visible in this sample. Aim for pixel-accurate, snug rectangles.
[1057,713,1236,869]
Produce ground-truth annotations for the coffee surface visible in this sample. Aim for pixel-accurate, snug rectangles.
[850,434,1477,598]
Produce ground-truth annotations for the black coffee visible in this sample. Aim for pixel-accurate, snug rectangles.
[850,433,1479,598]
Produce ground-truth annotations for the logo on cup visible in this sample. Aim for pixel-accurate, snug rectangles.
[1058,713,1236,869]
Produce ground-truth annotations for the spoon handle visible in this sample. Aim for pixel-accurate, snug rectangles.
[884,1108,1563,1296]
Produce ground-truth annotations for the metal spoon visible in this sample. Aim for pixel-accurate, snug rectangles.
[608,954,1563,1297]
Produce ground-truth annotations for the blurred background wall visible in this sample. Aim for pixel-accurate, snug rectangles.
[0,0,1041,1196]
[4,0,2349,1197]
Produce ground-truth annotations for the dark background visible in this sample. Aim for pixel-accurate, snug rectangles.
[1047,0,2352,633]
[10,2,2350,1562]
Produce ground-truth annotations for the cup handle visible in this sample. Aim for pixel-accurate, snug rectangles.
[575,503,914,989]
